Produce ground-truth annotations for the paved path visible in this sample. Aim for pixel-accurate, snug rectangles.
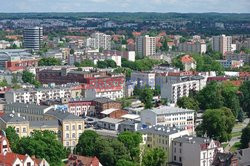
[224,118,249,152]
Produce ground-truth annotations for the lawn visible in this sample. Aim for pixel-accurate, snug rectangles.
[231,131,242,138]
[230,142,241,152]
[222,143,228,148]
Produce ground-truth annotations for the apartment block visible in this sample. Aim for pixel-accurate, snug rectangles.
[212,35,233,55]
[225,52,250,63]
[139,125,190,163]
[178,41,207,54]
[3,103,85,150]
[131,71,155,89]
[140,106,195,132]
[23,27,43,50]
[86,32,111,50]
[5,83,82,105]
[136,35,156,57]
[170,136,223,166]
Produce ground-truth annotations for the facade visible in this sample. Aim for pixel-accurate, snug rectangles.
[131,71,155,89]
[171,136,223,166]
[212,35,233,55]
[0,132,49,166]
[139,126,190,163]
[86,32,111,50]
[178,41,207,54]
[161,80,200,104]
[5,83,82,105]
[136,35,156,57]
[216,60,244,69]
[225,53,250,63]
[23,27,43,50]
[103,50,136,62]
[3,103,85,149]
[140,106,195,132]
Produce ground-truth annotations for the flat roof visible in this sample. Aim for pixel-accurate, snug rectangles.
[144,106,194,115]
[98,117,123,124]
[101,108,119,115]
[138,125,186,136]
[121,114,140,120]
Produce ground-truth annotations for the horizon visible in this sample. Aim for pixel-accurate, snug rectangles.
[0,0,249,13]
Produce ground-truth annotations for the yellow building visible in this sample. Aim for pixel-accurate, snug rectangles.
[2,103,85,150]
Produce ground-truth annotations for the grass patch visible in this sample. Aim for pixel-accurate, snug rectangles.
[231,131,242,138]
[230,142,241,152]
[222,143,228,148]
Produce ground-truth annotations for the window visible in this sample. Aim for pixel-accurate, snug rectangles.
[174,156,176,161]
[27,162,31,166]
[78,125,82,130]
[72,125,75,130]
[66,142,69,146]
[66,125,69,130]
[180,149,182,153]
[203,152,206,159]
[179,157,182,162]
[72,133,75,138]
[66,133,69,138]
[23,127,26,133]
[16,128,19,133]
[174,148,176,153]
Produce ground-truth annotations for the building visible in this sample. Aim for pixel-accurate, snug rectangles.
[5,83,82,105]
[178,41,207,54]
[23,27,43,50]
[131,71,155,89]
[103,50,136,62]
[66,154,102,166]
[3,103,85,149]
[0,131,49,166]
[212,35,233,55]
[86,32,111,50]
[136,35,156,57]
[139,126,190,163]
[140,106,195,132]
[67,98,95,116]
[181,55,197,71]
[236,148,250,166]
[212,152,238,166]
[225,52,250,63]
[97,117,123,131]
[93,97,121,117]
[216,60,244,69]
[161,80,200,104]
[170,136,223,166]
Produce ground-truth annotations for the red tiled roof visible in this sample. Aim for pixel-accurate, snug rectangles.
[181,55,195,63]
[67,155,100,166]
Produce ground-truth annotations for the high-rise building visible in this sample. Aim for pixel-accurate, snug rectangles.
[136,35,156,57]
[212,35,232,55]
[23,27,43,50]
[87,32,111,51]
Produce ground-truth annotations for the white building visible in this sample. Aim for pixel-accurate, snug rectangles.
[225,52,250,63]
[161,80,200,104]
[140,106,195,133]
[212,35,233,55]
[131,71,155,89]
[170,136,223,166]
[5,83,82,105]
[136,35,156,57]
[139,125,190,163]
[86,32,111,51]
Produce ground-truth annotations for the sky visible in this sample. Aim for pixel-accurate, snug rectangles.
[0,0,250,13]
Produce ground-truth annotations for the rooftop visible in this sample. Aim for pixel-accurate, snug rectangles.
[144,106,194,115]
[138,125,186,136]
[101,108,119,115]
[98,117,124,124]
[0,113,28,123]
[45,109,83,121]
[30,120,59,128]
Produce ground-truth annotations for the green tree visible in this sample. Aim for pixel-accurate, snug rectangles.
[5,126,19,153]
[118,131,142,161]
[177,96,199,111]
[38,57,61,66]
[154,85,161,96]
[114,67,132,78]
[139,87,154,109]
[118,98,132,108]
[116,159,137,166]
[97,60,108,68]
[172,55,184,70]
[70,48,75,54]
[197,107,235,142]
[240,123,250,149]
[0,79,8,87]
[75,130,99,156]
[22,71,41,88]
[239,81,250,117]
[106,59,117,68]
[75,59,95,67]
[142,148,166,166]
[16,130,68,166]
[196,82,224,110]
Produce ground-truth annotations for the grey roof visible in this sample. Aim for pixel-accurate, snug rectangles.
[30,120,59,128]
[0,114,28,123]
[144,106,194,115]
[93,97,117,104]
[6,103,50,110]
[173,136,211,144]
[236,148,250,166]
[98,117,124,124]
[45,109,83,121]
[138,125,186,136]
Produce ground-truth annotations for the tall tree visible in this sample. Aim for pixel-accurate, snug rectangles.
[196,107,235,142]
[16,130,68,166]
[139,86,154,109]
[5,126,19,153]
[177,96,199,111]
[240,123,250,149]
[118,131,142,161]
[142,148,167,166]
[239,81,250,117]
[38,57,61,66]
